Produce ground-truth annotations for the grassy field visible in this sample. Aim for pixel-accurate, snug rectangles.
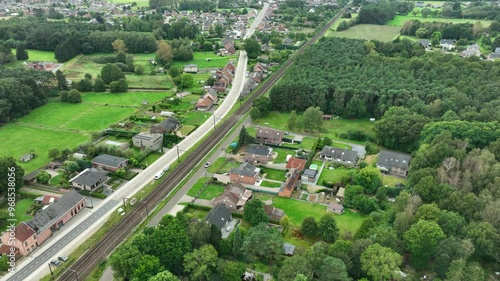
[82,91,170,106]
[330,141,351,150]
[334,210,367,235]
[11,49,57,62]
[179,124,196,136]
[260,180,282,188]
[382,174,408,187]
[274,148,295,163]
[386,15,493,27]
[141,152,163,166]
[272,197,327,226]
[125,74,173,89]
[107,0,149,6]
[329,24,401,41]
[261,168,288,181]
[0,199,33,231]
[317,167,352,185]
[255,112,375,143]
[207,158,241,174]
[183,111,211,126]
[171,52,238,70]
[186,177,225,200]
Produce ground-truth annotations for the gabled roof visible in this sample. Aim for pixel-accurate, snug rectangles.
[377,150,411,170]
[42,195,59,205]
[12,222,35,242]
[27,190,85,233]
[205,203,232,230]
[256,127,284,142]
[245,144,272,156]
[69,168,108,187]
[195,96,214,108]
[155,117,180,131]
[286,158,307,171]
[230,162,259,177]
[283,243,295,255]
[92,154,128,168]
[320,146,357,162]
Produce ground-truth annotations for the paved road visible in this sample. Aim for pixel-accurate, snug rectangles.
[2,4,268,281]
[7,200,118,281]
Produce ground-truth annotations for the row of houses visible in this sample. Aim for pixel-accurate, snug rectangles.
[0,190,86,256]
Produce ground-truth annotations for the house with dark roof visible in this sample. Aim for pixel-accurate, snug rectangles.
[377,150,411,177]
[419,39,431,50]
[26,190,86,246]
[440,39,456,50]
[205,203,235,238]
[0,222,37,256]
[255,127,284,145]
[301,169,318,183]
[229,162,261,185]
[319,146,358,166]
[150,117,180,134]
[69,168,109,191]
[286,157,307,171]
[244,144,274,164]
[92,154,128,172]
[213,182,253,211]
[278,169,300,198]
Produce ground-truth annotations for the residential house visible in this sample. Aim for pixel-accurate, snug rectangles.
[460,43,481,57]
[212,182,253,211]
[440,39,456,51]
[150,117,181,134]
[205,203,236,238]
[255,127,284,145]
[26,190,86,248]
[278,168,300,197]
[283,243,296,256]
[327,202,344,214]
[34,195,60,205]
[0,222,37,256]
[301,169,317,182]
[132,132,163,151]
[183,64,198,73]
[319,146,358,166]
[91,154,128,172]
[241,79,257,97]
[419,39,431,50]
[415,1,424,7]
[286,158,307,172]
[195,90,218,111]
[487,47,500,61]
[282,37,293,46]
[377,150,411,177]
[244,144,274,164]
[264,204,285,220]
[69,168,109,191]
[229,162,260,185]
[224,43,236,55]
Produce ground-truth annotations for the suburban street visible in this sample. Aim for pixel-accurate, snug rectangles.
[2,5,269,281]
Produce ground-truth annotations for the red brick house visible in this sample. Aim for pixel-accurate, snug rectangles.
[244,145,273,164]
[255,127,284,145]
[229,162,260,185]
[278,169,300,198]
[286,158,307,172]
[0,222,37,256]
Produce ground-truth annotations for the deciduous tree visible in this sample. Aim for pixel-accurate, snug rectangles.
[404,220,445,269]
[361,243,403,281]
[243,199,269,226]
[318,213,339,243]
[183,244,218,281]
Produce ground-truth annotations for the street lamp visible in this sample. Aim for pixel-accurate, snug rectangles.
[176,145,186,162]
[213,114,223,130]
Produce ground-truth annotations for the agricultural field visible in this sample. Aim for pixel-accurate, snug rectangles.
[82,91,171,106]
[171,52,238,70]
[386,15,493,27]
[329,24,401,41]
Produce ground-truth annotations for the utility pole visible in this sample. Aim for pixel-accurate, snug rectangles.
[176,145,180,162]
[89,191,93,209]
[48,263,53,277]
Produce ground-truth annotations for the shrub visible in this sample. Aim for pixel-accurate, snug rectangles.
[109,78,128,93]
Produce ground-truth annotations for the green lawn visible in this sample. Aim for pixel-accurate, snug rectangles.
[334,210,367,235]
[107,0,149,6]
[183,111,211,126]
[382,174,408,187]
[330,141,351,150]
[61,106,135,131]
[11,49,57,62]
[207,157,227,173]
[272,197,327,226]
[125,74,173,89]
[317,167,352,185]
[329,24,401,42]
[255,112,375,144]
[208,158,241,174]
[262,168,288,181]
[386,15,492,27]
[170,94,200,112]
[186,177,225,200]
[50,174,64,186]
[82,91,170,106]
[171,52,238,70]
[179,124,196,136]
[274,148,295,163]
[0,198,34,232]
[141,152,163,166]
[260,180,282,188]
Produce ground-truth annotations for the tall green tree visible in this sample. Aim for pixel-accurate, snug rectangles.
[56,70,68,90]
[301,216,319,239]
[232,227,243,257]
[288,110,298,130]
[404,220,445,269]
[0,157,24,194]
[131,254,163,281]
[149,270,181,281]
[183,244,218,281]
[302,106,323,133]
[243,38,261,59]
[277,256,313,281]
[361,243,403,281]
[238,126,255,147]
[218,261,246,281]
[318,256,350,281]
[109,244,142,280]
[100,63,125,84]
[93,76,106,92]
[241,223,283,264]
[243,199,269,226]
[318,213,340,243]
[16,44,28,60]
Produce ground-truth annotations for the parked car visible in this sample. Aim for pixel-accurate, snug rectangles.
[51,259,62,266]
[204,162,211,168]
[58,255,68,262]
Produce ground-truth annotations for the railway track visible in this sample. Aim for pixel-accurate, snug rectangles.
[57,4,350,281]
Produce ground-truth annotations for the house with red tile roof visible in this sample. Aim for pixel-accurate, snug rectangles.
[286,158,307,172]
[0,222,37,256]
